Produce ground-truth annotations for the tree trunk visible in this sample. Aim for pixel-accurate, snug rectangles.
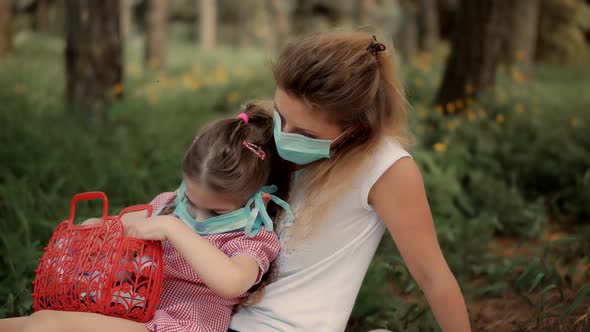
[35,0,49,33]
[504,0,540,83]
[437,0,459,40]
[200,0,216,50]
[357,0,377,26]
[397,0,419,61]
[145,0,168,70]
[65,0,122,121]
[292,0,340,35]
[434,0,511,112]
[238,0,251,48]
[267,0,289,50]
[121,0,134,37]
[419,0,439,51]
[0,0,13,56]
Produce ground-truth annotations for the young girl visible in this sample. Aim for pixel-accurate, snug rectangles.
[229,32,472,331]
[1,104,292,332]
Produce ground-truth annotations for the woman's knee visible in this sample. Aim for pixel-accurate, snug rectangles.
[23,310,62,332]
[0,316,30,332]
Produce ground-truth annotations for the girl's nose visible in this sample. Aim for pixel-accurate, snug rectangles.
[281,123,297,134]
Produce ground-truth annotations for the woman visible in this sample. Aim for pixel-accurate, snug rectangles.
[229,32,471,331]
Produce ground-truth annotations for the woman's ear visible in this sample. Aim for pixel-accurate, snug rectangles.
[262,193,272,206]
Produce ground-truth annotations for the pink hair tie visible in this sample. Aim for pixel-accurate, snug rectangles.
[243,141,265,160]
[237,113,249,123]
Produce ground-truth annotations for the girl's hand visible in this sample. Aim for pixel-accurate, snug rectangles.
[124,215,178,241]
[80,218,102,225]
[120,210,150,226]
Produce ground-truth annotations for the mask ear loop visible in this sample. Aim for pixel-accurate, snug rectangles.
[329,127,357,155]
[244,193,264,237]
[154,181,186,216]
[243,185,294,237]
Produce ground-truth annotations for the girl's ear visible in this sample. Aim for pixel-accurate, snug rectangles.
[262,193,272,206]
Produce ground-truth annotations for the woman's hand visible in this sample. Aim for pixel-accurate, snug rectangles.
[124,215,179,241]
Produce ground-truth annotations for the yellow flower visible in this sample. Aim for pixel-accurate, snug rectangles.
[156,73,170,87]
[511,67,524,83]
[433,142,447,152]
[497,90,508,104]
[464,84,474,95]
[496,114,505,123]
[412,55,432,72]
[234,67,249,78]
[414,77,425,88]
[515,103,525,113]
[467,111,476,121]
[447,120,459,130]
[14,84,27,95]
[446,102,456,114]
[182,75,201,90]
[191,65,202,75]
[212,65,228,85]
[112,83,124,95]
[456,99,464,109]
[227,91,240,103]
[435,105,443,113]
[515,50,525,61]
[128,63,143,78]
[416,105,427,119]
[147,94,158,105]
[148,58,161,70]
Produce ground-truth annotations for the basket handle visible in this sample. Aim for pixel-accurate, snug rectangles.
[117,204,154,219]
[69,192,108,225]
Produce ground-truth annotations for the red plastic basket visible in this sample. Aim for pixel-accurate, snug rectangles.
[32,192,164,322]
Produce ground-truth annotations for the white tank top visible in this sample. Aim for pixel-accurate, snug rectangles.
[230,137,411,332]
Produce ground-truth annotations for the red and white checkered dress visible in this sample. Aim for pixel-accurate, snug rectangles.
[143,192,280,332]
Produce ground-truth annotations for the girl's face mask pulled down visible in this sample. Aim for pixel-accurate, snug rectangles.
[158,181,293,238]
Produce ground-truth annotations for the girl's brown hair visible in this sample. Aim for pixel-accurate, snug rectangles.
[273,31,412,241]
[182,103,291,306]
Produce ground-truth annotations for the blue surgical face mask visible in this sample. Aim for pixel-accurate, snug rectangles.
[156,182,293,237]
[273,109,343,165]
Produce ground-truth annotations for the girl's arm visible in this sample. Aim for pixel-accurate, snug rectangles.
[79,211,147,226]
[126,216,261,299]
[369,158,472,332]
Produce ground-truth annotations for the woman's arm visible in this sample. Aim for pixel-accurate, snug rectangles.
[125,216,260,299]
[369,158,472,332]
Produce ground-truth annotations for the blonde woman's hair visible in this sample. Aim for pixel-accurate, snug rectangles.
[272,31,413,243]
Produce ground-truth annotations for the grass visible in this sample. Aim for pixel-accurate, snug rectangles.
[1,32,589,331]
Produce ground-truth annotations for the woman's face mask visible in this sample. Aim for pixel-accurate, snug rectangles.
[273,109,346,165]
